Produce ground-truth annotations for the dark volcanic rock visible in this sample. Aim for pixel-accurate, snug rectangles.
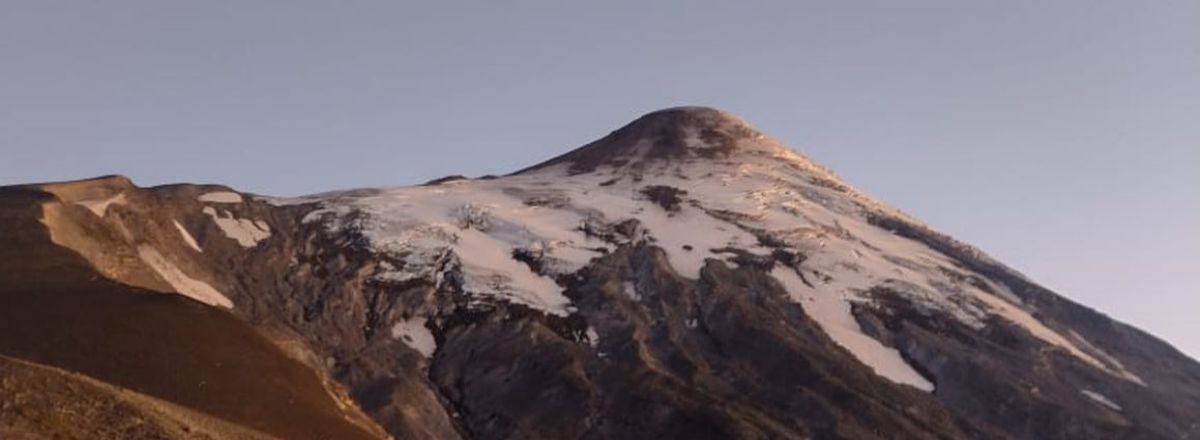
[514,106,764,175]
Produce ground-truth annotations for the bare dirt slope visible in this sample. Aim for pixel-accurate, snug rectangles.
[0,354,274,440]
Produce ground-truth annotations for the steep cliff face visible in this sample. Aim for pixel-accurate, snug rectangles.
[1,107,1197,439]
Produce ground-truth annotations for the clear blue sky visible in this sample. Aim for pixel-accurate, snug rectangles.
[2,1,1196,359]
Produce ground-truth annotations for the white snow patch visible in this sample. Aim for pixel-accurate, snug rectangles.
[772,266,935,392]
[391,317,437,357]
[1081,389,1122,411]
[173,220,203,253]
[76,193,127,217]
[622,281,640,301]
[198,191,243,203]
[585,327,600,348]
[638,202,765,277]
[967,290,1116,375]
[202,207,271,248]
[1069,330,1146,386]
[137,246,232,308]
[454,226,571,313]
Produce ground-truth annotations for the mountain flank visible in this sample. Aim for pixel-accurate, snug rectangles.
[1,106,1197,439]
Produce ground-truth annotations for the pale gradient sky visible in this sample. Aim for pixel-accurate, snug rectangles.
[1,2,1196,359]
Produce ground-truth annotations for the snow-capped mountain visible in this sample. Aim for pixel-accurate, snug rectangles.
[1,107,1197,439]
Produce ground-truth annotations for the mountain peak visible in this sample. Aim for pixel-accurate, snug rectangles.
[630,105,754,132]
[516,106,780,175]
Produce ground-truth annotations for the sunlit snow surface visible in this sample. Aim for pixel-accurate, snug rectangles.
[75,193,127,218]
[278,125,1142,389]
[137,245,232,308]
[197,191,272,248]
[1081,389,1123,412]
[197,191,245,204]
[773,266,934,391]
[202,207,271,248]
[173,220,203,253]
